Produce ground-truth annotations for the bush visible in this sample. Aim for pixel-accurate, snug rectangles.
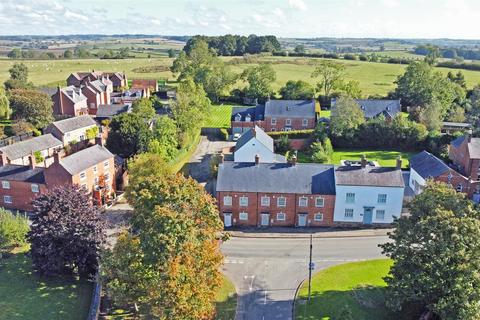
[220,128,229,141]
[276,135,290,153]
[343,54,357,60]
[268,129,314,139]
[0,209,29,251]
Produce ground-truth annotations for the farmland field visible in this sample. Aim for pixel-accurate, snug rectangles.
[1,56,480,96]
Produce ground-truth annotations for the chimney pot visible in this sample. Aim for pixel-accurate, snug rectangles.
[255,154,260,165]
[361,154,367,169]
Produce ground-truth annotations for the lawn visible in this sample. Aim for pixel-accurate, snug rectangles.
[296,259,393,320]
[296,149,414,168]
[205,104,234,128]
[0,248,93,320]
[215,275,237,320]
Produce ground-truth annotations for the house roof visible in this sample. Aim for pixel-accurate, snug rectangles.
[332,99,401,119]
[231,105,265,121]
[131,79,157,90]
[442,122,472,128]
[263,100,316,118]
[62,86,87,103]
[235,126,274,153]
[50,115,96,134]
[450,135,480,158]
[0,165,45,183]
[216,162,336,194]
[409,150,450,179]
[0,134,62,160]
[60,145,114,175]
[96,104,131,119]
[87,79,106,93]
[334,165,404,187]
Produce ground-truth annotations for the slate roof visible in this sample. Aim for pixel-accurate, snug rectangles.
[334,165,404,187]
[87,79,107,92]
[332,99,401,119]
[0,165,45,183]
[0,134,62,160]
[50,115,96,134]
[96,104,131,119]
[450,135,480,158]
[263,100,316,118]
[60,145,114,175]
[231,105,264,121]
[409,151,450,179]
[62,86,87,103]
[216,162,336,194]
[235,126,274,152]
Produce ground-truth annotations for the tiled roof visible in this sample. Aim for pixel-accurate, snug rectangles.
[216,162,336,194]
[96,104,131,119]
[0,165,45,183]
[60,145,113,175]
[235,126,274,153]
[409,151,450,179]
[62,85,87,103]
[50,115,96,134]
[332,99,401,119]
[231,105,264,121]
[0,134,62,160]
[87,79,106,92]
[263,100,316,118]
[335,165,404,187]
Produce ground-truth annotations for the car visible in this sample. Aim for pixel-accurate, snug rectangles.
[232,133,241,141]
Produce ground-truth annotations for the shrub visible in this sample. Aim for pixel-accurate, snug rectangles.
[343,54,357,60]
[276,135,290,153]
[0,209,29,251]
[268,129,314,139]
[220,128,229,141]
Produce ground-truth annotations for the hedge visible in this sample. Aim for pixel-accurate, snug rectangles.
[267,129,314,139]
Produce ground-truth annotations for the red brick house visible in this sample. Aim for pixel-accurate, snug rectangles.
[67,71,127,91]
[81,78,113,114]
[131,79,158,93]
[216,160,336,227]
[449,135,480,199]
[52,86,89,116]
[231,100,317,134]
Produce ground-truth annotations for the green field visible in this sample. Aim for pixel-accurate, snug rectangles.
[215,275,237,320]
[205,104,235,128]
[296,259,392,320]
[0,248,92,320]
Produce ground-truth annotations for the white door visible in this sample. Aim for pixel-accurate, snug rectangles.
[224,213,232,227]
[298,214,307,227]
[261,213,270,226]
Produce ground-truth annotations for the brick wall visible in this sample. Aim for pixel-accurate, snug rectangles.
[263,117,315,132]
[0,180,47,212]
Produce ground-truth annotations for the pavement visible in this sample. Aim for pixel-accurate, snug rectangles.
[221,235,388,320]
[228,227,392,238]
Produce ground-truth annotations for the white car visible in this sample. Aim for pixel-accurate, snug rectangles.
[232,133,241,141]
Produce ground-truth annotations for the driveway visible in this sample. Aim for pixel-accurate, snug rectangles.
[220,236,388,320]
[186,133,234,194]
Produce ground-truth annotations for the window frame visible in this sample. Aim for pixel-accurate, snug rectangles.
[277,196,286,207]
[315,197,324,207]
[31,184,39,193]
[79,171,87,180]
[298,196,308,207]
[271,118,277,125]
[344,208,354,218]
[276,212,286,221]
[239,211,248,221]
[3,195,12,204]
[285,118,292,126]
[314,213,323,221]
[261,196,270,206]
[376,209,386,220]
[223,196,232,206]
[456,184,463,192]
[104,160,110,169]
[345,193,355,204]
[239,196,248,207]
[1,180,10,189]
[377,193,387,204]
[302,118,309,126]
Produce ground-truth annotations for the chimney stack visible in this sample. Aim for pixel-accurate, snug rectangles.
[396,156,402,170]
[0,151,7,166]
[53,151,61,164]
[291,154,297,166]
[361,154,367,168]
[252,126,256,137]
[95,135,104,147]
[219,153,224,164]
[28,152,36,170]
[255,154,260,165]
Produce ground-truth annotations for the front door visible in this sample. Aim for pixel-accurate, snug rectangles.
[224,213,232,227]
[261,213,270,227]
[363,208,373,224]
[298,214,307,227]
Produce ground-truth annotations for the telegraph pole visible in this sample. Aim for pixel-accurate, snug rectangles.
[308,234,313,301]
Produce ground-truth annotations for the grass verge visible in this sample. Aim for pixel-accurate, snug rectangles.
[170,130,201,173]
[0,247,92,320]
[215,275,237,320]
[296,259,392,320]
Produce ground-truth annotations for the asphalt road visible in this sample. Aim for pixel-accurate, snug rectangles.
[220,236,388,320]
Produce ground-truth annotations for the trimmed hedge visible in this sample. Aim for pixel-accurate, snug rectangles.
[267,129,314,139]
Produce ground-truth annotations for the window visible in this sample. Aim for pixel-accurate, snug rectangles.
[223,196,232,206]
[302,119,308,126]
[271,118,277,125]
[261,196,270,206]
[3,195,12,204]
[93,165,97,173]
[1,181,10,189]
[104,173,110,182]
[277,196,286,207]
[377,194,387,204]
[315,197,324,207]
[79,135,85,141]
[239,212,248,221]
[81,183,88,191]
[31,184,39,193]
[298,197,308,207]
[285,119,291,126]
[104,160,110,168]
[376,210,385,220]
[314,213,323,221]
[276,212,286,221]
[239,196,248,206]
[79,171,86,180]
[271,128,276,132]
[344,209,354,218]
[346,193,355,203]
[456,184,463,192]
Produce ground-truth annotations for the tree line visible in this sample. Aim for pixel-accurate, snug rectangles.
[415,44,480,61]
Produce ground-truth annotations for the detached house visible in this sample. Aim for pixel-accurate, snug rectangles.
[131,79,158,93]
[332,99,401,121]
[231,99,316,134]
[67,71,127,91]
[81,78,113,114]
[234,126,285,163]
[46,115,98,146]
[0,134,62,166]
[52,86,88,116]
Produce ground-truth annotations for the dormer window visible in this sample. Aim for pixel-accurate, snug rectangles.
[245,114,251,122]
[235,114,241,122]
[361,105,365,110]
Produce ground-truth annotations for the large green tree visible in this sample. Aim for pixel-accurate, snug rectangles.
[241,64,276,99]
[381,182,480,319]
[311,60,346,97]
[0,87,11,119]
[279,80,315,100]
[330,95,365,138]
[9,89,53,128]
[149,116,179,161]
[4,62,32,90]
[102,154,224,319]
[131,98,156,122]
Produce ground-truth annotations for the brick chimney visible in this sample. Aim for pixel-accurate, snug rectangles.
[396,156,402,170]
[28,152,36,170]
[255,154,260,165]
[219,153,224,164]
[0,151,7,166]
[361,154,367,168]
[58,85,64,115]
[251,126,256,137]
[53,151,61,164]
[95,135,104,147]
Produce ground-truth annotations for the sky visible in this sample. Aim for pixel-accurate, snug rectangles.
[0,0,479,39]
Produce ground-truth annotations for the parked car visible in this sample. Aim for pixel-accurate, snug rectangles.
[232,133,241,141]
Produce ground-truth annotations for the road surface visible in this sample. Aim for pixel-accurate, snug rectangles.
[221,236,388,320]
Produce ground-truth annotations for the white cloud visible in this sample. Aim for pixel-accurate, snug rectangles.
[381,0,399,7]
[288,0,307,11]
[273,8,285,18]
[64,10,89,22]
